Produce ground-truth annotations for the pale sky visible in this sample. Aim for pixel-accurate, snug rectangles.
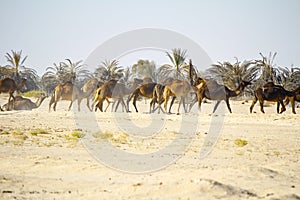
[0,0,299,75]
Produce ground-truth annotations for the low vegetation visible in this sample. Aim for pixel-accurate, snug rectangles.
[234,138,248,147]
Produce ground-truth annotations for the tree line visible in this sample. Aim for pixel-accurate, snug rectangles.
[0,49,300,96]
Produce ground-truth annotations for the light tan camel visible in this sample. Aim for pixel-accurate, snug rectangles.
[0,77,26,108]
[93,80,131,112]
[81,78,103,111]
[250,82,300,114]
[49,82,82,111]
[163,79,194,114]
[2,94,47,111]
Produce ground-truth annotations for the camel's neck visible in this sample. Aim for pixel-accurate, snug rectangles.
[227,83,246,97]
[35,97,46,107]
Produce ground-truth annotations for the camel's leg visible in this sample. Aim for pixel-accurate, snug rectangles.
[86,97,92,111]
[104,99,110,112]
[177,98,183,115]
[189,97,197,112]
[276,102,280,113]
[77,99,82,112]
[164,95,169,114]
[132,94,139,113]
[126,94,133,112]
[249,97,257,113]
[8,92,15,111]
[225,98,232,113]
[212,101,221,113]
[119,99,127,112]
[279,100,286,114]
[53,101,58,111]
[68,101,73,111]
[169,97,176,113]
[149,99,154,113]
[259,99,265,113]
[290,97,296,114]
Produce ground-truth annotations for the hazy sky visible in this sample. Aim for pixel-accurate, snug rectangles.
[0,0,299,75]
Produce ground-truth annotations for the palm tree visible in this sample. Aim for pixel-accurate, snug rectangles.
[5,50,28,78]
[61,59,92,83]
[158,48,187,80]
[278,66,300,90]
[18,66,39,91]
[94,59,124,81]
[255,52,281,86]
[206,58,259,90]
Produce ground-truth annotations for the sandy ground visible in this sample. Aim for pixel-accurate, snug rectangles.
[0,94,299,200]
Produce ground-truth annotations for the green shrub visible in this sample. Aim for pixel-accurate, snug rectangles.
[30,129,49,136]
[21,90,45,98]
[234,139,248,147]
[71,130,85,138]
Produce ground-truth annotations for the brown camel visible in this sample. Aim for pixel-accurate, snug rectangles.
[190,79,251,113]
[127,82,158,113]
[151,83,166,114]
[93,80,131,112]
[284,90,300,114]
[81,78,103,111]
[163,79,194,114]
[0,77,26,107]
[188,77,207,111]
[2,94,47,111]
[250,82,300,114]
[49,82,82,111]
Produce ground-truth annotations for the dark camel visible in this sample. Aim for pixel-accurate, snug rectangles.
[127,82,157,113]
[93,80,131,112]
[0,78,26,108]
[284,90,300,114]
[49,82,82,111]
[2,94,47,111]
[191,79,251,113]
[250,82,300,114]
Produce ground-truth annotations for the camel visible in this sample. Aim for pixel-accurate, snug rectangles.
[2,94,47,111]
[127,82,158,113]
[93,80,131,112]
[0,78,26,108]
[190,79,251,113]
[81,78,103,111]
[284,90,300,114]
[151,83,166,114]
[49,82,82,111]
[250,82,300,114]
[188,77,207,111]
[163,79,194,114]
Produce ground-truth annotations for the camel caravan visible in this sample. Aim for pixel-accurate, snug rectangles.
[1,51,300,114]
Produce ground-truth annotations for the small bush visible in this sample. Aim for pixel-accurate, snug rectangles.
[234,139,248,147]
[22,90,45,98]
[30,129,49,136]
[0,131,10,135]
[71,130,85,138]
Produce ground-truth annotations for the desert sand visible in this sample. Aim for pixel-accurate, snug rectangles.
[0,94,299,200]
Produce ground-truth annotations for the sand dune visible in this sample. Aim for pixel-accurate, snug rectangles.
[0,94,299,199]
